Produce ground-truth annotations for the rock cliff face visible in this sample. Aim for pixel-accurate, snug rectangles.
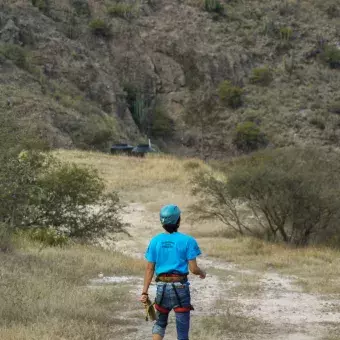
[0,0,339,157]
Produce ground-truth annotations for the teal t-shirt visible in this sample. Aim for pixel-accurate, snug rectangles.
[145,232,202,276]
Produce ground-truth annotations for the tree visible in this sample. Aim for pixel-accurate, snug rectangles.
[0,151,125,241]
[191,148,340,245]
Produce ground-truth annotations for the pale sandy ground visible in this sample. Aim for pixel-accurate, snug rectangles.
[99,203,340,340]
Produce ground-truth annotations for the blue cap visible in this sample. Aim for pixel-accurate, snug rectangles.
[160,204,181,225]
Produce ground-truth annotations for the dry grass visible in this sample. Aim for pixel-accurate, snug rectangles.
[199,237,340,294]
[0,237,144,340]
[191,310,267,340]
[54,150,206,203]
[55,149,340,295]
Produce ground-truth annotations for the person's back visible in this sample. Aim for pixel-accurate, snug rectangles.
[140,205,206,340]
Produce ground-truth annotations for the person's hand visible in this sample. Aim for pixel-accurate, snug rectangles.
[140,293,148,304]
[199,270,206,279]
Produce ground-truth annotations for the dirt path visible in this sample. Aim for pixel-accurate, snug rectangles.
[109,203,340,340]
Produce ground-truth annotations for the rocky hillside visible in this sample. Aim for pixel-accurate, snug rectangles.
[0,0,339,157]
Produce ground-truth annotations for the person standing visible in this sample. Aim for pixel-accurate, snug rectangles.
[140,204,206,340]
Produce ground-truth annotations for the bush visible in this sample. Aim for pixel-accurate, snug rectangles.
[191,148,340,245]
[204,0,224,14]
[309,117,326,130]
[26,228,69,247]
[60,113,117,150]
[233,121,268,152]
[107,3,135,18]
[321,45,340,69]
[250,66,273,85]
[0,44,28,70]
[89,19,112,37]
[31,0,47,11]
[218,80,244,108]
[150,104,174,138]
[0,151,125,240]
[80,116,116,150]
[279,27,293,41]
[72,0,90,16]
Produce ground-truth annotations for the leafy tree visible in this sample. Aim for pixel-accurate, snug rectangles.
[191,148,340,245]
[0,152,125,241]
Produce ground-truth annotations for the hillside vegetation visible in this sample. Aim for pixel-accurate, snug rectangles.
[0,0,339,157]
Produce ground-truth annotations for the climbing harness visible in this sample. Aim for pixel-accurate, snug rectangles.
[142,273,193,322]
[154,274,193,314]
[156,273,188,284]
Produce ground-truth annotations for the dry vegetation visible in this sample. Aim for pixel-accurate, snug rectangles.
[2,150,340,339]
[0,236,144,340]
[199,237,340,294]
[191,312,267,340]
[54,150,207,201]
[62,150,340,295]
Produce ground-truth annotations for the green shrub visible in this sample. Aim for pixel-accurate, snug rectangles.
[309,117,326,130]
[107,3,135,18]
[26,228,69,247]
[0,151,125,240]
[279,27,293,41]
[191,148,340,245]
[150,104,174,138]
[63,114,117,150]
[250,66,273,85]
[0,44,28,70]
[89,19,112,37]
[321,45,340,69]
[218,80,244,108]
[72,0,91,16]
[204,0,224,14]
[233,121,268,152]
[31,0,47,11]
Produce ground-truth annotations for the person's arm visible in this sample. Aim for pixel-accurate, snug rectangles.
[189,259,206,279]
[140,262,155,303]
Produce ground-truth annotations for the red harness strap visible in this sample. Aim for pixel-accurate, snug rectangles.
[155,304,192,313]
[154,304,170,314]
[173,306,192,313]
